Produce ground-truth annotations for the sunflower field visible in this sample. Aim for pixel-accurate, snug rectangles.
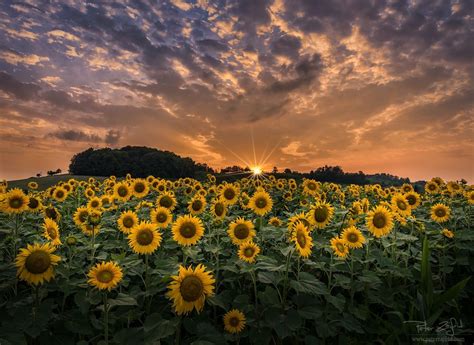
[0,175,473,344]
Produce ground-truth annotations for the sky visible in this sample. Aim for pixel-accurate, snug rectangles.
[0,0,473,182]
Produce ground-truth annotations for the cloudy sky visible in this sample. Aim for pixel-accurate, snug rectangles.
[0,0,473,182]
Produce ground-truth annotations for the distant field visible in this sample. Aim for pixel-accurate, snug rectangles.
[7,175,105,191]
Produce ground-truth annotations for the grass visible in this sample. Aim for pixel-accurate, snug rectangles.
[7,174,105,191]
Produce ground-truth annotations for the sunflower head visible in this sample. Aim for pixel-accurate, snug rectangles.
[118,210,139,234]
[238,241,260,263]
[309,202,334,229]
[128,221,162,254]
[88,261,123,291]
[330,236,349,259]
[441,228,454,238]
[431,204,451,223]
[188,196,206,215]
[16,243,61,285]
[28,181,39,190]
[172,214,204,246]
[43,218,61,246]
[228,217,256,245]
[211,199,227,220]
[27,196,42,211]
[341,226,365,249]
[167,264,215,315]
[223,309,246,334]
[3,188,29,214]
[114,182,131,202]
[248,190,273,216]
[220,184,240,205]
[150,207,173,228]
[156,192,177,211]
[366,205,394,238]
[132,179,149,198]
[291,222,313,258]
[391,194,411,216]
[73,207,89,226]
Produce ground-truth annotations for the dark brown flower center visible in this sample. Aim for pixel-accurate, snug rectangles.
[25,251,51,274]
[134,183,145,193]
[244,247,255,257]
[224,188,235,200]
[192,200,203,211]
[79,211,88,223]
[336,243,345,252]
[255,197,267,209]
[397,200,407,210]
[136,228,154,245]
[91,200,99,208]
[47,226,57,239]
[56,190,64,198]
[229,317,240,327]
[28,198,39,209]
[123,216,135,228]
[435,208,446,217]
[296,231,307,248]
[406,195,416,205]
[348,233,358,243]
[160,196,173,208]
[118,186,128,197]
[180,222,197,238]
[97,270,114,283]
[373,213,386,228]
[180,275,203,302]
[9,196,23,209]
[314,207,328,223]
[234,224,250,240]
[156,212,168,223]
[214,203,224,216]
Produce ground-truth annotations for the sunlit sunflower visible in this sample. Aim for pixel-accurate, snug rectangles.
[268,217,282,227]
[287,212,312,232]
[400,183,414,193]
[87,196,102,210]
[87,261,123,291]
[447,181,462,195]
[341,226,365,249]
[466,190,474,205]
[43,205,61,222]
[430,204,451,223]
[238,241,260,263]
[131,179,149,198]
[2,188,29,213]
[308,201,334,229]
[128,221,162,254]
[248,189,273,216]
[43,218,61,246]
[425,181,439,194]
[441,228,454,238]
[150,206,173,228]
[52,187,68,202]
[73,206,89,227]
[404,191,421,209]
[117,210,139,234]
[167,264,215,315]
[220,183,240,205]
[223,309,246,334]
[81,223,100,236]
[113,182,132,202]
[188,196,207,215]
[156,191,177,211]
[27,196,42,212]
[172,214,204,246]
[366,205,394,238]
[291,222,313,258]
[228,217,256,245]
[28,181,38,190]
[330,236,349,258]
[16,243,60,285]
[211,199,227,220]
[391,194,411,217]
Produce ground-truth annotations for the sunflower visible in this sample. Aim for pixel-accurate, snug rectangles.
[341,226,365,249]
[28,181,39,190]
[269,217,282,227]
[308,201,334,229]
[84,187,95,198]
[248,190,273,216]
[167,264,215,315]
[223,309,246,334]
[330,236,349,258]
[211,199,227,220]
[114,182,132,202]
[52,187,68,202]
[425,181,439,194]
[291,222,313,258]
[228,217,256,245]
[238,241,260,263]
[150,207,173,228]
[16,243,60,285]
[100,195,115,209]
[43,205,61,222]
[441,228,454,238]
[131,179,149,198]
[447,181,462,195]
[156,191,177,211]
[391,194,411,217]
[366,206,394,238]
[220,183,240,205]
[43,218,61,246]
[73,206,89,227]
[2,188,29,213]
[287,212,312,232]
[87,261,123,291]
[128,221,162,254]
[27,196,42,212]
[431,204,451,223]
[400,183,414,193]
[87,196,102,210]
[466,190,474,205]
[172,214,204,246]
[81,223,100,236]
[117,210,139,234]
[404,191,421,209]
[188,196,207,215]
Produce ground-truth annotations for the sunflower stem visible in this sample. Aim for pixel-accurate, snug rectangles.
[103,292,109,345]
[249,268,258,317]
[90,226,96,263]
[282,248,293,307]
